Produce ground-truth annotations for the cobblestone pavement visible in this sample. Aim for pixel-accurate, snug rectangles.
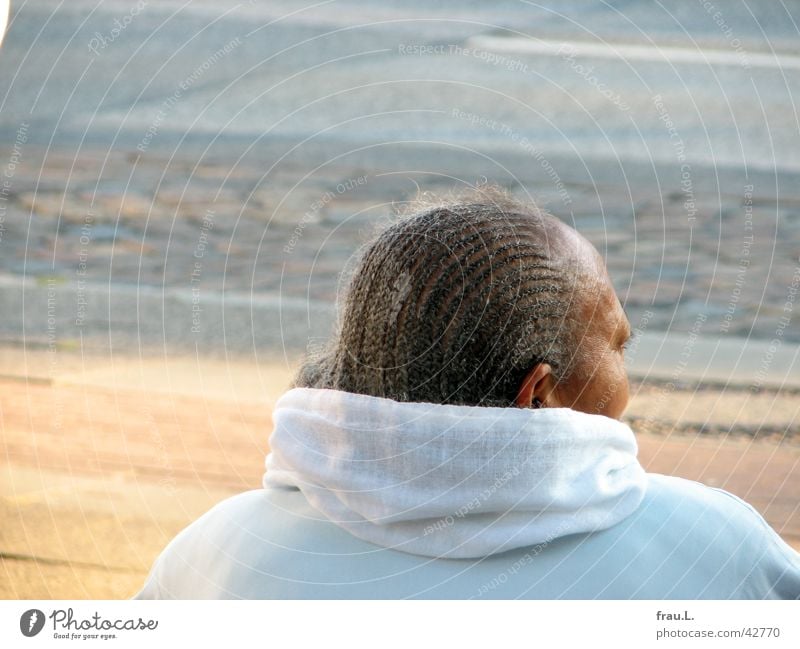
[1,148,799,351]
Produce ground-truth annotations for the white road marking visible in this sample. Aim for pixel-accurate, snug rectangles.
[468,34,800,71]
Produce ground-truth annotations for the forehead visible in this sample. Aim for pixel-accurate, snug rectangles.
[540,218,629,334]
[589,281,629,340]
[573,254,629,336]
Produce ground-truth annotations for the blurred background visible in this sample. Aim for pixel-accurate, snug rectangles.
[0,0,798,598]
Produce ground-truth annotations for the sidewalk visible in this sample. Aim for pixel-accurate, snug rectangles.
[1,348,798,598]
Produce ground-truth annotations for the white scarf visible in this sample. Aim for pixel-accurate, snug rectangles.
[264,388,647,559]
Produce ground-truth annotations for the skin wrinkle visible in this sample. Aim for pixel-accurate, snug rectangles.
[295,186,629,415]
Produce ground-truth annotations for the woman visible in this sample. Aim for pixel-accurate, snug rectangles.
[137,189,800,599]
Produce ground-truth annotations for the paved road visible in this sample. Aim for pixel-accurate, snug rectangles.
[1,148,799,355]
[2,0,800,169]
[0,1,798,352]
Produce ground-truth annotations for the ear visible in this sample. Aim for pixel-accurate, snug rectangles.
[515,363,558,408]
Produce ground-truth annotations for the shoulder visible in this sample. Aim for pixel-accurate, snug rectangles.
[640,473,791,550]
[134,487,394,599]
[632,474,800,599]
[134,490,279,599]
[644,473,787,536]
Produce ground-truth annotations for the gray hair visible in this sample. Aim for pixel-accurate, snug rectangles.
[294,186,592,407]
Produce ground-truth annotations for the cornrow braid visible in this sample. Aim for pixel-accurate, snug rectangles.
[295,187,590,407]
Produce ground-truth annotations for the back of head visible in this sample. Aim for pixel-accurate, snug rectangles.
[295,186,589,407]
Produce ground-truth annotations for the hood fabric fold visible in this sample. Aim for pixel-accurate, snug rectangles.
[264,388,647,559]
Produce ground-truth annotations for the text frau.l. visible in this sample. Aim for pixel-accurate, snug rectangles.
[50,608,158,631]
[656,610,694,621]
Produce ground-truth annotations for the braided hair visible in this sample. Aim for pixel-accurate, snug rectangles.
[294,187,591,407]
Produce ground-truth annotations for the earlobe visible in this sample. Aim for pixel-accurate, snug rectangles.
[515,363,554,408]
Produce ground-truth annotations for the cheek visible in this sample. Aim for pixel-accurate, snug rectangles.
[589,357,629,416]
[606,362,630,416]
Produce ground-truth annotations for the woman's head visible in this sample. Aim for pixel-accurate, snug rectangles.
[296,187,631,417]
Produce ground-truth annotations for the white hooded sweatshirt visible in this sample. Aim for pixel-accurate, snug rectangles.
[136,388,800,599]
